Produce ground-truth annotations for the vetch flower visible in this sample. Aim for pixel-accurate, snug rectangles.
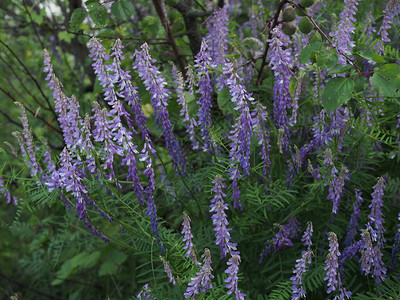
[324,232,352,299]
[184,248,214,299]
[160,256,176,285]
[366,177,386,248]
[344,189,364,247]
[375,0,400,55]
[0,176,18,205]
[224,254,246,300]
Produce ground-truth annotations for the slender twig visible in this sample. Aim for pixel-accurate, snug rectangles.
[152,0,187,76]
[0,109,23,128]
[0,39,58,120]
[256,0,288,86]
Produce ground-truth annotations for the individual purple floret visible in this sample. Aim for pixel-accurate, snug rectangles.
[210,175,237,258]
[344,189,364,247]
[366,177,386,248]
[0,176,18,205]
[137,283,152,300]
[132,42,186,174]
[171,64,199,151]
[184,248,214,299]
[291,222,313,300]
[225,254,246,300]
[194,40,215,153]
[329,0,360,63]
[375,0,400,55]
[160,256,176,285]
[324,232,351,299]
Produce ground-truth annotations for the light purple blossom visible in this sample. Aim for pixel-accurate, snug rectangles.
[324,232,352,299]
[330,0,360,63]
[291,222,313,299]
[361,230,387,283]
[184,248,214,299]
[160,256,176,285]
[366,177,386,248]
[194,40,215,153]
[375,0,400,55]
[225,254,246,300]
[171,64,199,150]
[181,212,196,260]
[132,42,186,174]
[210,175,237,258]
[137,283,152,300]
[0,176,18,205]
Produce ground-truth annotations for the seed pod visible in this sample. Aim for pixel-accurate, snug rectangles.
[295,7,307,16]
[282,22,297,36]
[299,17,313,34]
[300,0,315,8]
[309,30,322,43]
[282,7,296,22]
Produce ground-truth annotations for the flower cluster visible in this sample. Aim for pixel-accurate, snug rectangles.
[0,176,17,205]
[375,0,400,55]
[324,232,352,299]
[291,222,313,299]
[225,254,246,300]
[184,248,214,299]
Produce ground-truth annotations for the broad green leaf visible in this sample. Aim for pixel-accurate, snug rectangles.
[99,262,118,276]
[111,0,135,21]
[322,77,355,111]
[316,50,338,70]
[69,8,87,32]
[217,88,235,114]
[372,64,400,97]
[299,42,322,64]
[358,50,386,63]
[87,3,108,27]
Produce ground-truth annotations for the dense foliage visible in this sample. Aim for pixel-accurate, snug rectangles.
[1,0,400,299]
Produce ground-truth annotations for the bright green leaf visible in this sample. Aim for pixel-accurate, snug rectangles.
[299,42,322,64]
[69,8,87,32]
[87,2,108,27]
[358,50,386,64]
[322,77,355,111]
[111,0,135,21]
[372,64,400,97]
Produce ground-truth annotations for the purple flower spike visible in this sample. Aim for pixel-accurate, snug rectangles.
[210,175,237,258]
[375,0,400,55]
[132,42,186,175]
[182,212,195,258]
[160,256,176,285]
[324,232,351,299]
[330,0,360,63]
[366,177,386,248]
[194,40,215,153]
[361,230,387,283]
[184,248,214,299]
[225,254,246,300]
[137,283,152,300]
[291,222,313,300]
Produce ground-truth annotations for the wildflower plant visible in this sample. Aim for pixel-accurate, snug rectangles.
[2,0,400,299]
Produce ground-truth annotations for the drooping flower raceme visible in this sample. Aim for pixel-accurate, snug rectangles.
[329,0,360,63]
[361,230,386,283]
[268,27,294,152]
[171,64,199,151]
[324,232,352,299]
[366,177,386,248]
[291,222,313,300]
[225,254,246,300]
[194,40,215,153]
[132,42,186,175]
[375,0,400,55]
[160,256,176,285]
[223,62,255,209]
[184,248,214,299]
[210,175,237,258]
